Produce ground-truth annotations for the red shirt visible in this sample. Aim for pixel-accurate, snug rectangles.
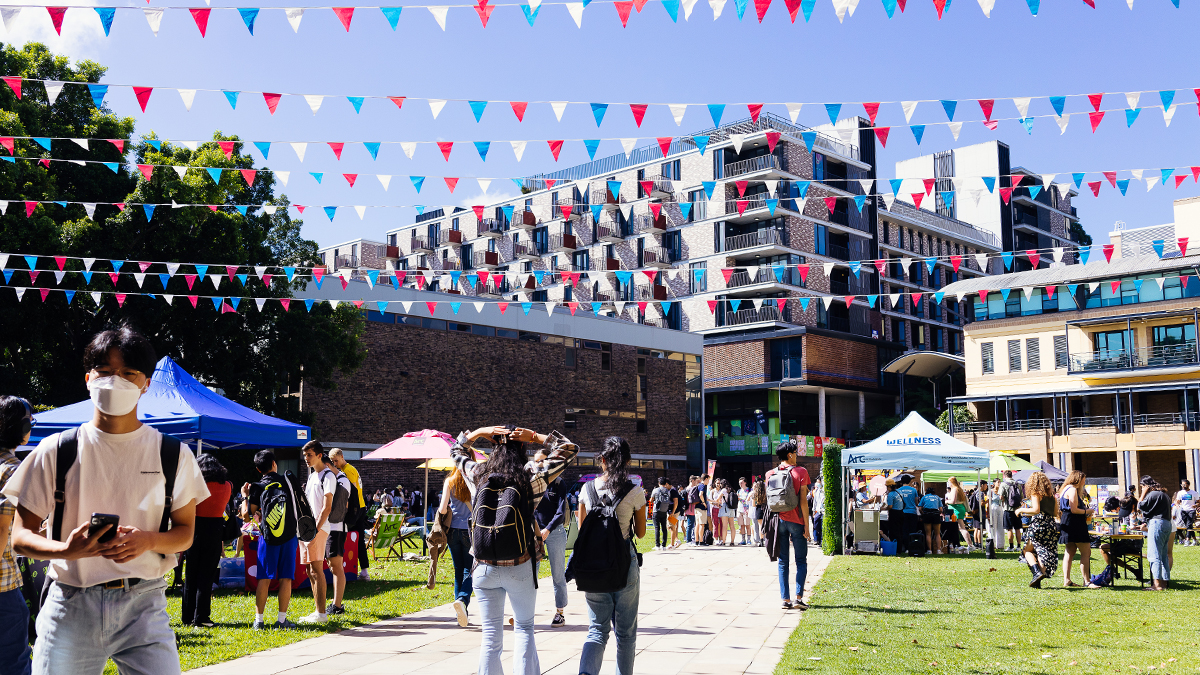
[196,481,232,518]
[766,464,811,525]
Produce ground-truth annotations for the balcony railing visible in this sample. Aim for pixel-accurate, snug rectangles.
[823,315,873,337]
[640,176,673,197]
[549,233,577,252]
[718,305,786,327]
[596,224,626,242]
[591,257,622,272]
[726,268,775,288]
[472,251,499,269]
[955,419,1055,433]
[334,254,357,269]
[827,243,850,261]
[643,246,677,268]
[724,228,786,252]
[550,198,583,219]
[590,185,622,207]
[410,236,432,253]
[638,285,668,301]
[513,243,539,260]
[1068,342,1199,373]
[478,219,504,237]
[632,213,667,233]
[692,112,860,161]
[953,412,1200,435]
[725,193,773,216]
[724,154,785,177]
[513,210,538,229]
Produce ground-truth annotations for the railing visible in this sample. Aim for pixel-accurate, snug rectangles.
[334,254,357,269]
[592,257,621,272]
[727,269,773,288]
[1132,412,1198,427]
[1068,342,1199,373]
[550,198,584,217]
[643,246,677,267]
[640,175,674,196]
[724,154,785,177]
[724,228,786,252]
[956,419,1055,433]
[725,193,771,215]
[549,233,577,251]
[632,213,666,232]
[478,219,504,237]
[638,285,668,301]
[513,210,538,228]
[590,186,622,206]
[596,224,626,241]
[718,305,786,327]
[512,243,537,260]
[823,315,873,337]
[410,236,432,252]
[691,112,860,161]
[472,251,498,268]
[439,259,463,271]
[1068,415,1115,429]
[827,243,850,261]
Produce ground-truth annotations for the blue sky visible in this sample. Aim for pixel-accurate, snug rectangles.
[5,0,1198,250]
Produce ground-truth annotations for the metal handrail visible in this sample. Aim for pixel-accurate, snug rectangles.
[719,305,785,326]
[1068,342,1199,373]
[724,154,784,177]
[1068,415,1116,429]
[725,193,772,215]
[724,228,785,252]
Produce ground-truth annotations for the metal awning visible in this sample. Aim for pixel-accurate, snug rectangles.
[882,350,965,378]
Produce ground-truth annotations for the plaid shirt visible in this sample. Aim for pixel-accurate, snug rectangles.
[0,449,22,592]
[452,430,578,566]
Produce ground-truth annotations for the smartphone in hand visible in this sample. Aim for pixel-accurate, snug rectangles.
[90,513,120,544]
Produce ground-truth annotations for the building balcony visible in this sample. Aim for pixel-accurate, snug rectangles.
[592,257,622,272]
[597,224,626,243]
[439,259,463,271]
[410,236,433,254]
[723,227,788,253]
[632,212,667,233]
[334,254,358,270]
[514,243,540,261]
[551,199,583,221]
[643,246,677,269]
[513,210,538,230]
[590,185,623,210]
[437,230,463,247]
[478,219,505,238]
[550,233,577,253]
[641,175,674,198]
[821,315,874,337]
[639,285,668,301]
[472,251,499,270]
[384,245,400,260]
[1068,342,1200,378]
[716,305,787,328]
[724,154,786,178]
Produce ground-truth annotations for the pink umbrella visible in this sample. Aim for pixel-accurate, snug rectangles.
[363,429,462,555]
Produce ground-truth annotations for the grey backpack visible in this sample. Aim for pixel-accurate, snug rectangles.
[766,468,800,513]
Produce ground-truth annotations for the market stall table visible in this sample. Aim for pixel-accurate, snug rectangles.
[1089,525,1146,588]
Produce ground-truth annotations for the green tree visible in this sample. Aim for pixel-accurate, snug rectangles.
[1070,221,1092,247]
[935,405,976,434]
[0,43,364,424]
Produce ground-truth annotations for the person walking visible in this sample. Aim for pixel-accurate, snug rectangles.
[695,475,712,546]
[575,437,647,675]
[667,479,683,548]
[945,477,971,552]
[750,479,767,546]
[1139,476,1173,590]
[1174,480,1197,546]
[436,467,475,626]
[999,470,1024,551]
[918,487,945,554]
[533,454,570,628]
[299,441,337,624]
[0,396,33,675]
[1016,472,1060,588]
[764,439,811,610]
[715,479,736,546]
[1057,470,1094,588]
[181,454,231,627]
[682,476,698,544]
[736,478,752,545]
[452,425,577,675]
[649,477,672,551]
[988,479,1006,554]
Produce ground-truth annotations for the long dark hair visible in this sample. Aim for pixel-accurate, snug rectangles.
[598,436,631,492]
[476,437,532,494]
[197,453,228,483]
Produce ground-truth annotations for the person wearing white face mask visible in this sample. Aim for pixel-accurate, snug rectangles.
[3,325,209,675]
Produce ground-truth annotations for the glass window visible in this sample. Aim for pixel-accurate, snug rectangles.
[981,342,994,374]
[1093,330,1129,357]
[497,328,519,339]
[1152,324,1196,346]
[472,325,495,337]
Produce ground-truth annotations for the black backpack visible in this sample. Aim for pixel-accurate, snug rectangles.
[260,472,315,543]
[726,488,739,511]
[324,469,350,525]
[345,480,363,528]
[566,480,636,593]
[967,489,983,515]
[1002,481,1023,510]
[470,474,537,572]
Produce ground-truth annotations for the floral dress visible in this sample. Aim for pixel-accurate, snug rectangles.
[1021,496,1059,577]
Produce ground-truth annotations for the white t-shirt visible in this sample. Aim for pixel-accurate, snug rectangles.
[580,477,647,540]
[306,468,337,533]
[329,472,352,532]
[2,423,209,587]
[1177,490,1198,510]
[737,487,751,514]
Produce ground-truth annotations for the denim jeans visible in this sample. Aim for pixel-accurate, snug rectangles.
[447,528,474,607]
[653,513,669,547]
[0,587,30,675]
[473,562,539,675]
[539,526,568,610]
[685,514,696,542]
[1147,517,1172,581]
[812,513,823,547]
[34,577,179,675]
[579,543,639,675]
[776,519,809,600]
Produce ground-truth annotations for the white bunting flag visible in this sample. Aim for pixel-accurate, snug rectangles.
[1041,173,1056,188]
[377,175,392,191]
[948,122,962,141]
[178,89,197,111]
[429,6,448,29]
[285,8,304,31]
[275,171,289,187]
[291,143,307,162]
[1022,286,1034,300]
[1088,282,1100,293]
[969,189,983,206]
[429,99,447,119]
[1125,92,1140,110]
[1052,247,1064,263]
[70,138,88,150]
[566,3,584,26]
[550,101,568,121]
[181,140,198,150]
[822,262,836,277]
[832,0,852,22]
[510,140,527,161]
[167,263,180,276]
[172,166,187,179]
[615,301,626,314]
[729,133,746,154]
[143,8,164,35]
[528,0,542,10]
[262,204,278,215]
[681,0,699,18]
[400,142,417,159]
[54,271,66,285]
[473,302,486,313]
[1056,113,1070,135]
[83,258,96,271]
[901,258,913,275]
[763,179,779,196]
[901,101,918,122]
[83,203,97,218]
[477,178,492,194]
[669,104,687,125]
[620,138,637,158]
[354,205,367,220]
[133,273,146,288]
[304,95,323,115]
[255,297,267,311]
[44,81,64,106]
[0,7,22,32]
[847,0,862,17]
[709,0,727,19]
[977,0,995,16]
[619,201,634,220]
[400,301,414,313]
[1012,97,1031,118]
[160,294,173,305]
[974,253,989,272]
[822,295,835,309]
[1155,276,1167,290]
[254,266,267,277]
[882,193,895,210]
[859,179,874,195]
[1163,105,1177,127]
[330,300,341,310]
[1131,169,1144,181]
[545,301,557,316]
[836,128,854,143]
[1147,176,1156,192]
[208,274,222,288]
[785,102,803,123]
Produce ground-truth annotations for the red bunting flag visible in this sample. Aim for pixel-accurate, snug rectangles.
[39,288,49,302]
[295,205,305,214]
[898,0,907,9]
[497,301,509,314]
[784,0,803,21]
[53,256,65,270]
[1026,249,1039,267]
[105,272,116,285]
[999,187,1014,204]
[1088,92,1104,111]
[263,92,281,114]
[183,275,196,289]
[1102,171,1116,188]
[1191,167,1200,183]
[922,178,936,195]
[388,96,405,111]
[0,138,12,154]
[1175,175,1188,189]
[823,196,837,213]
[707,300,718,314]
[471,205,485,221]
[510,101,527,121]
[844,296,855,307]
[207,205,219,212]
[749,0,769,19]
[643,270,658,284]
[477,271,489,285]
[765,131,780,152]
[444,177,459,192]
[238,169,256,186]
[1103,244,1115,262]
[637,302,648,315]
[474,1,495,26]
[950,255,962,272]
[278,298,290,311]
[1081,0,1094,6]
[1010,175,1024,187]
[328,142,344,160]
[109,139,124,152]
[615,1,633,24]
[425,302,438,315]
[874,126,890,148]
[225,265,238,281]
[649,202,662,219]
[136,164,153,181]
[775,298,787,312]
[979,289,988,303]
[721,268,734,285]
[138,261,151,273]
[1179,237,1189,256]
[911,293,921,307]
[983,119,998,131]
[978,99,994,121]
[633,0,649,10]
[548,140,564,161]
[567,302,578,315]
[333,7,354,30]
[114,203,126,211]
[133,86,153,112]
[656,137,672,158]
[46,8,66,35]
[736,200,749,215]
[414,274,426,289]
[911,193,924,209]
[1110,281,1121,294]
[735,180,748,196]
[863,102,880,124]
[1088,181,1101,197]
[545,179,558,189]
[797,264,810,283]
[38,158,49,169]
[189,7,211,36]
[261,274,272,287]
[639,180,653,196]
[747,103,763,122]
[24,201,36,217]
[933,0,948,18]
[1044,284,1056,300]
[1089,111,1104,133]
[559,204,572,220]
[437,141,453,161]
[29,271,41,284]
[394,270,406,285]
[312,268,324,283]
[218,141,234,159]
[873,259,885,274]
[115,293,127,307]
[630,104,648,126]
[342,173,356,187]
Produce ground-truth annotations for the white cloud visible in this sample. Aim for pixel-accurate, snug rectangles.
[0,4,106,60]
[458,189,518,208]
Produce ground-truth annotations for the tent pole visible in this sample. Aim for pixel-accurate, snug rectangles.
[422,465,429,555]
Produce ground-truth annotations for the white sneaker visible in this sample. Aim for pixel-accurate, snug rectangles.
[453,600,468,627]
[298,612,328,624]
[359,569,370,580]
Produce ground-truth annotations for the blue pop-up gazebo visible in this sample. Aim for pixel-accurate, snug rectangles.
[31,356,311,450]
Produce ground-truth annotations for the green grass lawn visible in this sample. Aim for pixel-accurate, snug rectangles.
[101,530,660,673]
[775,546,1197,674]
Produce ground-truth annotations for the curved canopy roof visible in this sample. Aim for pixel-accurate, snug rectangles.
[882,351,965,379]
[842,411,988,471]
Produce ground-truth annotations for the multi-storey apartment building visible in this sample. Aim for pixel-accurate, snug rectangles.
[941,234,1200,490]
[316,238,398,273]
[896,140,1083,270]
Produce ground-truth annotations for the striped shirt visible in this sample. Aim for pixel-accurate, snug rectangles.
[0,449,23,592]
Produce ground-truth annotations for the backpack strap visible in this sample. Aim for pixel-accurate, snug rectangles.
[158,436,181,535]
[51,428,79,543]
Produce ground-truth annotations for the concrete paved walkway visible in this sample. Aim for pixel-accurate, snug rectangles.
[190,543,832,675]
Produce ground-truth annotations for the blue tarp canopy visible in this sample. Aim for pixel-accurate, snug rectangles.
[31,356,311,450]
[841,411,989,471]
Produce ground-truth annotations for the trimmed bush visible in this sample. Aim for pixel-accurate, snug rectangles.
[821,443,844,556]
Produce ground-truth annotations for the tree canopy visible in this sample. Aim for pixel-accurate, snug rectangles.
[0,43,363,424]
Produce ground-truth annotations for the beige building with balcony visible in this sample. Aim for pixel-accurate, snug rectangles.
[941,227,1200,491]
